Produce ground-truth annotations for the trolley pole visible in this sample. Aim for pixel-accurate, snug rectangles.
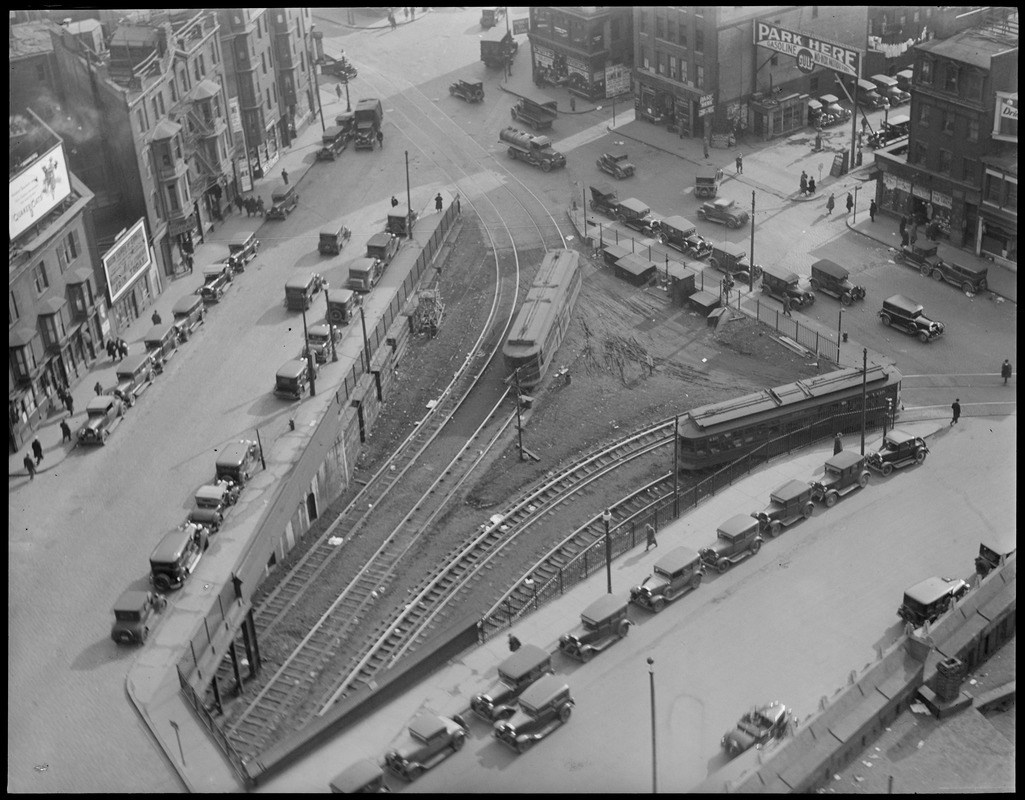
[405,150,414,239]
[648,657,658,794]
[672,415,680,517]
[860,348,868,455]
[602,508,613,594]
[749,190,756,291]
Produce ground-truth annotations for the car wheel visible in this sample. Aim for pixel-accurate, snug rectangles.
[918,331,930,343]
[652,597,665,613]
[541,160,552,173]
[809,278,820,291]
[858,471,870,488]
[617,619,630,638]
[716,559,729,574]
[581,648,594,663]
[559,704,573,723]
[709,257,721,271]
[727,218,740,229]
[693,571,703,589]
[920,264,931,277]
[881,462,894,477]
[769,522,782,538]
[977,279,987,292]
[880,313,891,327]
[407,765,423,781]
[841,293,853,307]
[451,732,465,751]
[932,270,944,282]
[141,627,149,642]
[961,282,975,296]
[915,448,927,464]
[698,210,707,219]
[751,539,762,554]
[825,492,838,508]
[802,501,814,519]
[154,574,171,592]
[658,233,668,245]
[516,739,530,754]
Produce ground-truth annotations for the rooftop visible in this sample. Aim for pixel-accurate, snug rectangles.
[9,20,56,60]
[917,22,1019,68]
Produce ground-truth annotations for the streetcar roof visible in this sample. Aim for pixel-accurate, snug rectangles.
[681,365,895,431]
[504,250,580,349]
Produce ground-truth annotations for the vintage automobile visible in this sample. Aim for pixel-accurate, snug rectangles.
[143,322,180,368]
[171,294,205,340]
[77,395,126,446]
[898,576,970,627]
[818,94,852,125]
[187,480,240,531]
[347,256,384,293]
[879,294,944,342]
[975,535,1015,578]
[110,589,166,645]
[629,546,704,613]
[285,272,326,311]
[366,231,401,265]
[697,197,749,229]
[871,74,911,106]
[316,125,349,161]
[226,232,260,272]
[320,53,358,81]
[557,594,632,662]
[923,258,988,296]
[267,184,299,219]
[215,440,261,486]
[471,643,554,721]
[303,323,342,364]
[809,259,866,306]
[596,151,635,179]
[694,166,724,198]
[658,215,713,259]
[149,523,209,592]
[386,207,418,237]
[866,429,929,476]
[319,224,351,256]
[115,352,156,402]
[721,701,795,758]
[327,288,359,327]
[201,264,233,304]
[275,357,317,401]
[615,198,660,235]
[856,78,889,110]
[493,674,574,753]
[752,479,815,537]
[588,184,620,218]
[893,241,942,273]
[449,79,485,103]
[810,451,870,507]
[761,265,815,307]
[383,713,467,781]
[329,758,388,794]
[806,97,824,127]
[699,514,763,574]
[895,68,914,93]
[709,241,762,282]
[867,114,910,149]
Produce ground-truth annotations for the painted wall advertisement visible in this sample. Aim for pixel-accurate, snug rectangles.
[102,218,152,304]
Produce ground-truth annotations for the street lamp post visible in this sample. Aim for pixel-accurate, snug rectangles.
[343,77,351,113]
[602,508,613,594]
[323,283,338,362]
[837,307,844,364]
[301,304,317,397]
[647,657,657,793]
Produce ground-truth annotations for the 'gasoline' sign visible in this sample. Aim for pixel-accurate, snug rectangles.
[754,21,860,78]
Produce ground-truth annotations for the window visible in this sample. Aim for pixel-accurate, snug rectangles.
[961,158,978,184]
[962,71,982,99]
[679,25,687,48]
[638,13,646,33]
[679,59,687,85]
[40,312,67,349]
[33,261,49,295]
[136,109,146,133]
[912,142,927,165]
[199,54,206,77]
[166,185,180,211]
[656,16,664,39]
[666,20,675,43]
[669,55,678,81]
[919,59,932,85]
[152,97,159,121]
[267,88,272,109]
[918,104,931,127]
[695,28,704,53]
[812,6,819,18]
[261,52,267,74]
[657,51,666,76]
[169,78,177,102]
[11,345,35,381]
[967,118,979,143]
[938,149,952,174]
[941,111,954,135]
[194,58,201,81]
[944,64,958,92]
[695,64,704,89]
[10,290,20,325]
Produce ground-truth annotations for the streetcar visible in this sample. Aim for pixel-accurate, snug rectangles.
[676,364,902,471]
[503,250,582,389]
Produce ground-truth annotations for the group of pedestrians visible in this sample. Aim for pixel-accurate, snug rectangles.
[105,337,129,362]
[237,196,266,218]
[798,170,817,197]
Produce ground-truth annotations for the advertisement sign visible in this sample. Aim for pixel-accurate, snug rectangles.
[699,93,715,117]
[931,191,952,209]
[102,219,152,304]
[513,17,529,36]
[754,21,860,77]
[228,96,243,135]
[9,142,72,240]
[993,93,1017,142]
[605,64,631,98]
[911,185,931,200]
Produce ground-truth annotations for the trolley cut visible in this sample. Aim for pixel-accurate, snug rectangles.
[676,364,902,471]
[503,250,582,389]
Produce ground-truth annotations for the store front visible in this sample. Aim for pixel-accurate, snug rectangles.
[749,93,807,140]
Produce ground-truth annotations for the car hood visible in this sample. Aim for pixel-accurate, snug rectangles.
[636,575,668,595]
[496,708,533,734]
[722,728,755,754]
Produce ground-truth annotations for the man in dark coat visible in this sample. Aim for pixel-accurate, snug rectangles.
[833,433,843,455]
[32,437,44,465]
[950,398,961,425]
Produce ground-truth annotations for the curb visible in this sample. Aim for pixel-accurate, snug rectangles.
[496,82,602,116]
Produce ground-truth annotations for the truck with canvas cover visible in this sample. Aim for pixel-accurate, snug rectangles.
[353,98,383,150]
[481,29,518,69]
[510,97,558,131]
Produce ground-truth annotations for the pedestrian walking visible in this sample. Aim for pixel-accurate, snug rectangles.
[281,168,289,185]
[899,215,908,235]
[950,398,961,425]
[507,634,521,652]
[184,252,194,273]
[335,84,343,101]
[388,13,396,31]
[846,192,854,215]
[376,129,384,149]
[909,222,918,246]
[56,385,67,408]
[95,380,103,396]
[807,176,816,195]
[862,117,869,135]
[800,171,808,196]
[435,192,443,213]
[256,197,265,216]
[735,153,743,174]
[24,453,36,480]
[833,433,843,455]
[869,199,877,222]
[234,194,244,214]
[105,339,116,360]
[782,294,793,317]
[403,6,409,19]
[645,523,658,551]
[390,195,399,207]
[826,193,836,215]
[64,392,74,416]
[32,437,44,465]
[702,138,709,159]
[1001,359,1012,385]
[61,418,72,443]
[152,309,162,325]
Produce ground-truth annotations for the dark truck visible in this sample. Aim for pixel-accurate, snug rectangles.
[898,576,969,627]
[320,53,357,81]
[589,184,619,217]
[449,79,484,103]
[500,127,566,172]
[470,644,554,721]
[493,674,574,753]
[481,29,518,70]
[510,97,559,132]
[353,98,383,151]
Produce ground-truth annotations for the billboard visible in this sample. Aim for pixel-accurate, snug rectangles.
[754,21,860,78]
[9,142,73,240]
[103,218,152,304]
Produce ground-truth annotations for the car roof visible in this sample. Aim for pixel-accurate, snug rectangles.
[498,643,551,679]
[711,197,733,208]
[409,713,446,740]
[195,484,228,502]
[771,479,811,503]
[348,257,378,270]
[217,440,256,464]
[806,98,823,109]
[277,359,309,379]
[718,513,758,537]
[857,78,877,91]
[116,352,151,373]
[882,294,922,313]
[945,260,988,278]
[150,525,197,563]
[285,273,319,290]
[308,323,331,335]
[904,576,961,604]
[715,241,746,256]
[581,593,627,623]
[886,113,911,126]
[519,673,568,707]
[762,264,799,283]
[617,197,650,214]
[86,396,115,412]
[654,546,701,573]
[660,215,697,233]
[367,231,394,245]
[172,294,203,313]
[113,589,152,611]
[825,450,864,471]
[871,73,898,86]
[819,94,839,103]
[329,759,383,793]
[144,323,177,342]
[590,183,616,196]
[884,429,917,445]
[811,259,848,279]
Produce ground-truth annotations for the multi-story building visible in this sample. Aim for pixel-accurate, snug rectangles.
[527,6,634,102]
[873,15,1017,264]
[269,8,317,144]
[9,112,103,452]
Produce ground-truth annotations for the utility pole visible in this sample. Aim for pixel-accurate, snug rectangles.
[301,304,316,396]
[513,367,524,460]
[749,190,756,291]
[405,150,414,239]
[860,348,868,455]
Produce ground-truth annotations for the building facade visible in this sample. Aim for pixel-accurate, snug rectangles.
[269,7,317,145]
[9,113,103,453]
[527,6,634,102]
[873,19,1018,264]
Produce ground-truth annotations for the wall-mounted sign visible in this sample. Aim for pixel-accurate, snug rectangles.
[754,21,860,77]
[10,142,72,240]
[513,17,529,36]
[102,218,152,304]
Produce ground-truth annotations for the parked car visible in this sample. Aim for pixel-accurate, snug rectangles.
[275,358,317,400]
[658,215,713,259]
[615,198,660,235]
[866,429,928,476]
[879,294,944,342]
[493,674,574,753]
[589,184,620,217]
[694,166,724,198]
[923,258,988,296]
[810,451,870,507]
[149,523,210,592]
[303,323,342,364]
[77,395,126,445]
[110,589,166,645]
[557,594,632,662]
[975,535,1015,578]
[226,232,260,272]
[752,479,815,537]
[721,701,795,758]
[366,231,401,265]
[171,294,205,340]
[449,78,485,103]
[761,265,815,307]
[699,514,763,574]
[898,576,970,627]
[115,352,155,402]
[471,643,554,721]
[266,184,299,219]
[329,759,388,794]
[383,713,467,781]
[697,198,749,228]
[187,480,240,531]
[629,546,704,612]
[215,439,261,486]
[809,259,865,306]
[201,264,233,304]
[596,151,635,179]
[893,242,942,273]
[709,241,762,282]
